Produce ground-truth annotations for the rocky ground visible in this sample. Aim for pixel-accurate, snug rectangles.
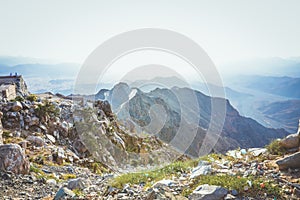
[0,93,299,199]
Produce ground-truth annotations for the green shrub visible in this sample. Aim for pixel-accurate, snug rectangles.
[35,100,59,118]
[13,96,24,102]
[26,94,38,102]
[266,139,287,155]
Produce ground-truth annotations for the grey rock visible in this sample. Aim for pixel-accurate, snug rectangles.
[280,133,299,149]
[54,187,75,200]
[231,189,238,196]
[190,161,212,179]
[67,178,88,190]
[189,184,228,200]
[276,152,300,170]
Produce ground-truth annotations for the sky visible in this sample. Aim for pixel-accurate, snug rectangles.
[0,0,300,67]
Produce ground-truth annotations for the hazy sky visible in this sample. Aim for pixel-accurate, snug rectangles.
[0,0,300,65]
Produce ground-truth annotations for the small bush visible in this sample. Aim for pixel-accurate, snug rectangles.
[14,96,24,102]
[35,100,60,118]
[266,140,287,155]
[26,94,38,102]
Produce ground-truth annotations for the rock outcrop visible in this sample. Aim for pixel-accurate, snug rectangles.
[276,152,300,170]
[280,133,299,149]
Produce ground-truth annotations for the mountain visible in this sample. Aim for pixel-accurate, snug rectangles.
[230,75,300,99]
[95,83,288,157]
[258,99,300,133]
[0,63,80,78]
[221,57,300,78]
[129,76,252,110]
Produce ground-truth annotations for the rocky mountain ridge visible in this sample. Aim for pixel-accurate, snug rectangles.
[93,82,288,157]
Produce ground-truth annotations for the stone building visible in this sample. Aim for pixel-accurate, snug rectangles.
[0,74,28,100]
[0,84,16,100]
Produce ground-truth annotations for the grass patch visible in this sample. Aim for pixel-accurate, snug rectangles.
[2,130,11,138]
[30,164,43,174]
[61,173,76,180]
[73,189,84,197]
[111,154,227,188]
[182,174,281,198]
[3,137,23,144]
[111,157,204,188]
[111,154,283,199]
[266,140,287,156]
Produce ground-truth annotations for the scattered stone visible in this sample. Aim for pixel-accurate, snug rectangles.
[248,148,267,157]
[26,135,44,147]
[46,134,56,143]
[46,179,57,185]
[152,179,176,188]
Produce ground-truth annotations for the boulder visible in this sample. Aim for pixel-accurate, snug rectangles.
[54,187,75,200]
[0,144,30,174]
[280,134,299,149]
[67,178,89,190]
[276,152,300,170]
[190,161,212,179]
[189,184,228,200]
[11,101,23,112]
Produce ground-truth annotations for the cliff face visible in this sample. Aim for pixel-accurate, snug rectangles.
[96,83,289,157]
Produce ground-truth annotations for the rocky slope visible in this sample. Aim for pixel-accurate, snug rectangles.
[0,83,298,199]
[230,75,300,99]
[1,112,300,199]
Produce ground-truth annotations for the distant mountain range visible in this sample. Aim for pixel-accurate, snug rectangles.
[258,100,300,133]
[90,82,288,157]
[231,75,300,99]
[221,57,300,78]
